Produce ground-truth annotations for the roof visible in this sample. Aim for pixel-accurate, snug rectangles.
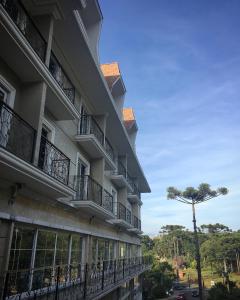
[123,108,137,130]
[101,62,125,93]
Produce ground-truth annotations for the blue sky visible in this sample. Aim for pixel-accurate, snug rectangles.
[99,0,240,236]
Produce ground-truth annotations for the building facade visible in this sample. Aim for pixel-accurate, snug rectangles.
[0,0,151,299]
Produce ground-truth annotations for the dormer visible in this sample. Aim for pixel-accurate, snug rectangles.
[123,108,138,151]
[101,62,126,118]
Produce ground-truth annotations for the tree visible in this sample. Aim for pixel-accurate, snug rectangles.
[167,183,228,300]
[141,235,154,255]
[200,223,231,234]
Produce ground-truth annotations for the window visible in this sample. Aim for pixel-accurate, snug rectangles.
[55,233,69,266]
[71,235,82,265]
[8,227,35,293]
[7,225,83,295]
[33,230,56,289]
[0,85,8,102]
[119,242,126,258]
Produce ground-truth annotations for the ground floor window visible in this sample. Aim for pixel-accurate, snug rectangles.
[7,225,83,295]
[92,238,116,264]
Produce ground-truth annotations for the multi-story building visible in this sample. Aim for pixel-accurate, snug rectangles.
[0,0,151,299]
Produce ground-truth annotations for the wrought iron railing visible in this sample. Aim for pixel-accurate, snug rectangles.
[127,172,135,191]
[0,257,152,300]
[0,0,46,61]
[117,202,126,221]
[133,216,141,231]
[116,202,132,225]
[78,115,104,146]
[73,175,113,213]
[49,52,75,104]
[38,135,70,185]
[118,160,127,178]
[103,189,113,213]
[105,137,115,162]
[126,208,132,225]
[0,101,36,163]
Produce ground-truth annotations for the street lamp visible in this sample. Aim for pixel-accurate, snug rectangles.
[167,183,228,300]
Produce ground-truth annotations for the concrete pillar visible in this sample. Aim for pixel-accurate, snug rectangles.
[20,82,47,165]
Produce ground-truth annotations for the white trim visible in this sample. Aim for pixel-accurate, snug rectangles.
[76,152,90,175]
[0,74,16,108]
[42,117,55,143]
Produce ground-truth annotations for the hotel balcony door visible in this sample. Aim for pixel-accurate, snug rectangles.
[76,158,87,200]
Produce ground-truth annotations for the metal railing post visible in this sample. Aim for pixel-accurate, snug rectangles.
[114,260,116,284]
[101,261,105,290]
[83,263,88,299]
[55,266,60,300]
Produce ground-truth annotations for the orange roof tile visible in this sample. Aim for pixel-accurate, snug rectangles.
[123,108,137,130]
[123,108,135,121]
[101,62,120,77]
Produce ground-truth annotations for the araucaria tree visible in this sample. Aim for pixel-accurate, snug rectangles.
[167,183,228,300]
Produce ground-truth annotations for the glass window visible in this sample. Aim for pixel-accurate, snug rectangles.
[71,235,82,265]
[98,239,105,262]
[92,238,97,263]
[8,227,35,293]
[55,233,70,266]
[0,85,8,103]
[33,230,56,290]
[109,241,114,260]
[119,242,126,258]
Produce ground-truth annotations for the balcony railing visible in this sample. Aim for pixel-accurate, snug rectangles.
[78,115,104,146]
[1,0,46,61]
[105,137,115,162]
[133,216,141,231]
[118,160,127,178]
[73,175,113,213]
[0,257,152,300]
[0,101,36,163]
[38,135,70,185]
[116,202,132,225]
[127,172,135,191]
[49,53,75,104]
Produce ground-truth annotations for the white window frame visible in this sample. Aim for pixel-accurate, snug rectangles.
[76,152,90,175]
[0,74,16,108]
[42,118,55,143]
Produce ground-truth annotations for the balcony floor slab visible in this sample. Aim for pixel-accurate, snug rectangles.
[70,200,115,220]
[0,148,75,199]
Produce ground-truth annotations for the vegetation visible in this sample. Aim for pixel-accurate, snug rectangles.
[208,282,240,300]
[141,223,240,298]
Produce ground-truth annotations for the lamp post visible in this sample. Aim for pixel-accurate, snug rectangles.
[167,184,228,300]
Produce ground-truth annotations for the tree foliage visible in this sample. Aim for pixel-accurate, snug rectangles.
[167,183,228,204]
[208,282,240,300]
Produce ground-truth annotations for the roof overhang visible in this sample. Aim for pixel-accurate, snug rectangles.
[49,8,150,193]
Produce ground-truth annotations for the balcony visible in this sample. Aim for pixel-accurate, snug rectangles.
[0,256,152,300]
[110,202,133,229]
[0,0,46,62]
[128,181,142,205]
[128,216,143,235]
[0,0,79,120]
[110,161,132,190]
[0,101,75,199]
[38,135,71,186]
[75,115,115,169]
[71,175,115,220]
[48,52,75,105]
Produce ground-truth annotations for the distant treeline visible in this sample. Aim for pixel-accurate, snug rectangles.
[142,224,240,274]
